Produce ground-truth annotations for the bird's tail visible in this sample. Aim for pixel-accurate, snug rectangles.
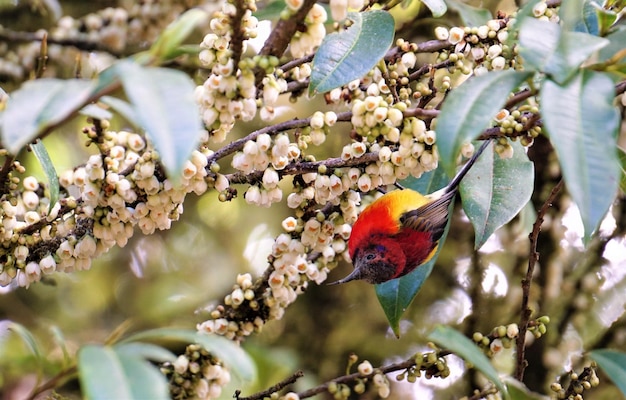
[444,139,492,194]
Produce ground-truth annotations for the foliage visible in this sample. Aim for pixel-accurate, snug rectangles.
[0,0,624,399]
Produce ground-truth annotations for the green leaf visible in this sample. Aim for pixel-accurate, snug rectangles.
[7,321,42,361]
[422,0,447,18]
[0,79,94,155]
[375,255,436,338]
[309,11,395,95]
[589,349,626,396]
[99,96,140,127]
[428,325,508,398]
[541,71,620,242]
[445,0,491,27]
[30,140,60,211]
[436,70,532,175]
[78,344,169,400]
[504,377,549,400]
[376,167,451,337]
[558,0,586,33]
[79,104,113,121]
[618,146,626,193]
[575,0,600,35]
[598,26,626,63]
[112,61,203,182]
[254,0,286,20]
[518,19,561,72]
[460,141,534,249]
[49,325,71,367]
[518,19,608,84]
[114,342,177,364]
[150,8,209,61]
[593,3,619,36]
[400,161,450,193]
[120,328,256,382]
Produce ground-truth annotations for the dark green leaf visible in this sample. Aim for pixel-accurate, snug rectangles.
[309,11,395,95]
[541,71,620,242]
[445,0,491,27]
[150,8,209,61]
[460,141,534,249]
[422,0,447,18]
[589,349,626,396]
[30,140,60,211]
[376,166,452,337]
[120,328,256,382]
[428,326,508,397]
[78,344,169,400]
[113,61,203,182]
[375,257,436,338]
[436,70,532,176]
[1,79,94,154]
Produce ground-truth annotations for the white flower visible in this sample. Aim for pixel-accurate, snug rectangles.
[434,26,449,41]
[448,27,465,44]
[358,360,373,375]
[22,176,39,191]
[282,217,298,232]
[174,355,189,374]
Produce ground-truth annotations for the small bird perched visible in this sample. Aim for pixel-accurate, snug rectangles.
[329,140,491,285]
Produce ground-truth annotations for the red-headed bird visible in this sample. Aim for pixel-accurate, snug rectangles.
[329,140,491,285]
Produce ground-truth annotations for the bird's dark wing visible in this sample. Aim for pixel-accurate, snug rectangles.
[399,190,456,242]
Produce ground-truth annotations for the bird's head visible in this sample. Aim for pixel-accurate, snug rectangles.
[328,240,406,285]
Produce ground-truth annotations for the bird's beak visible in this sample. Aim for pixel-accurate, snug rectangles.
[326,267,363,285]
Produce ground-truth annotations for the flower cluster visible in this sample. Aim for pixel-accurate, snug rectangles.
[434,17,520,77]
[471,316,549,357]
[0,125,210,288]
[161,343,231,400]
[0,1,217,83]
[329,0,366,22]
[53,1,215,53]
[395,351,451,382]
[550,366,600,400]
[196,0,261,142]
[288,4,328,59]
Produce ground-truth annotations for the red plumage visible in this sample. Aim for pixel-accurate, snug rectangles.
[329,140,492,285]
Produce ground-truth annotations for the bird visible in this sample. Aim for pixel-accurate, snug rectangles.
[328,139,492,285]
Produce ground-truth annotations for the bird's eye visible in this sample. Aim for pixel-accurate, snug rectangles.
[365,253,376,261]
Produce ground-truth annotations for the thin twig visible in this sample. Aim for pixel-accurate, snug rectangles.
[205,111,352,166]
[295,350,452,399]
[236,370,304,400]
[0,29,124,57]
[515,179,564,380]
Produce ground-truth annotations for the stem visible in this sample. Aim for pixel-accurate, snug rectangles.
[515,179,564,380]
